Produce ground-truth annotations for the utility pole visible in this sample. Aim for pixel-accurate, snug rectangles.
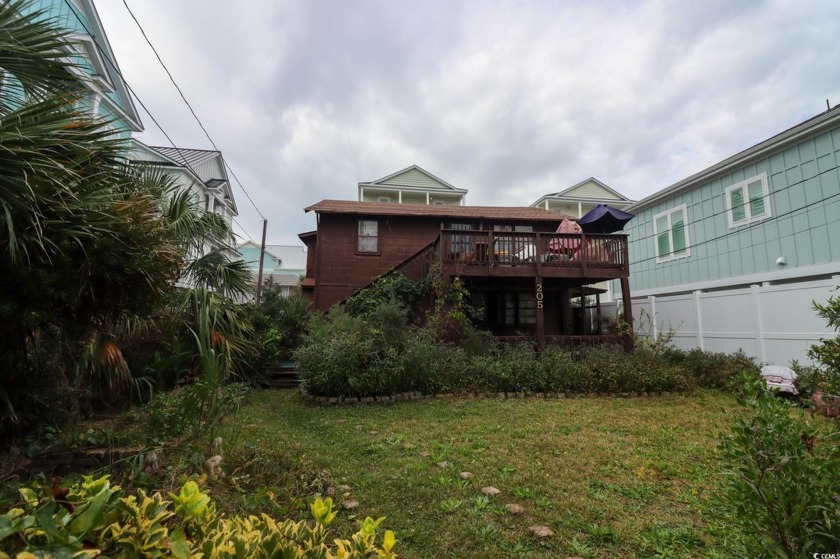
[255,218,268,305]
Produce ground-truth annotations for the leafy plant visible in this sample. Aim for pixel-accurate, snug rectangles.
[718,374,840,556]
[0,476,397,558]
[808,287,840,395]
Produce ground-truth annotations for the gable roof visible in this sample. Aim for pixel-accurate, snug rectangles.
[133,143,238,215]
[629,105,840,211]
[305,200,574,222]
[549,178,632,202]
[359,165,468,193]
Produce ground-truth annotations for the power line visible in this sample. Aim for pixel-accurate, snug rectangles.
[58,0,262,243]
[120,0,266,221]
[629,179,840,270]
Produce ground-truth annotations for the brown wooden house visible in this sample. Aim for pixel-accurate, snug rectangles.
[299,200,632,350]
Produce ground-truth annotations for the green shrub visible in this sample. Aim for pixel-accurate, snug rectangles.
[295,309,395,397]
[665,348,758,390]
[239,282,312,385]
[143,382,250,439]
[0,476,397,558]
[808,288,840,396]
[718,375,840,556]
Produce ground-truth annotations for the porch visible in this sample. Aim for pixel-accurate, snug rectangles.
[435,229,633,352]
[438,229,629,280]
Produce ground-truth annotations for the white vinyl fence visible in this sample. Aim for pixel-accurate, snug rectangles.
[630,276,839,365]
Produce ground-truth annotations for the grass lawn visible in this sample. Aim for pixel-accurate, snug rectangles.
[222,389,748,558]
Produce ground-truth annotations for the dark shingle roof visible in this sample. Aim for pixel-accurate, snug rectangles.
[305,200,574,221]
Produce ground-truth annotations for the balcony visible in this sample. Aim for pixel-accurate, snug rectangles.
[438,229,629,280]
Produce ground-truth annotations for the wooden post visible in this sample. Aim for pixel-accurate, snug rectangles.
[255,218,268,305]
[595,292,602,335]
[620,276,633,353]
[535,276,545,352]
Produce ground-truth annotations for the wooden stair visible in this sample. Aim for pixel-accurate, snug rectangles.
[268,360,300,388]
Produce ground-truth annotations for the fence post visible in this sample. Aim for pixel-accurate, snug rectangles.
[693,290,704,351]
[751,284,767,363]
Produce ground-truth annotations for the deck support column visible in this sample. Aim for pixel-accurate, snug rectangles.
[535,275,545,352]
[620,276,634,353]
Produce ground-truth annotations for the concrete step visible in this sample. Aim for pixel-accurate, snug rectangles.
[268,361,299,388]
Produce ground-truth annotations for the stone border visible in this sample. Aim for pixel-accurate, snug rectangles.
[301,389,679,406]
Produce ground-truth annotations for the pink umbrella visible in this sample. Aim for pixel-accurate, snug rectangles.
[548,218,582,254]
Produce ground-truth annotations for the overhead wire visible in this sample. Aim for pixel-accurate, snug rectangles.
[626,161,840,269]
[119,0,266,221]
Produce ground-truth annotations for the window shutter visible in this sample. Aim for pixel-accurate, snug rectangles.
[747,180,765,217]
[730,188,746,223]
[656,216,670,257]
[671,211,686,254]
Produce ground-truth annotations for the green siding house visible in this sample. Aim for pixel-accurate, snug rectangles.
[620,106,840,364]
[25,0,143,137]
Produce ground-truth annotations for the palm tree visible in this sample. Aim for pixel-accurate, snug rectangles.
[0,0,255,434]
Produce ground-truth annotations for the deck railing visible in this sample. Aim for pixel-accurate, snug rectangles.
[440,230,628,270]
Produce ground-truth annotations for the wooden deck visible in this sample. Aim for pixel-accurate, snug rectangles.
[438,230,629,280]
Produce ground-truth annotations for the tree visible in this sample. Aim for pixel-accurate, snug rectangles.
[0,1,253,433]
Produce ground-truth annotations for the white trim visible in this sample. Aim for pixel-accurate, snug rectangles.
[630,261,840,298]
[653,204,690,263]
[724,172,771,228]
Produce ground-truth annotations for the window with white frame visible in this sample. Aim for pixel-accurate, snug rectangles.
[725,173,770,228]
[357,220,378,253]
[653,205,689,262]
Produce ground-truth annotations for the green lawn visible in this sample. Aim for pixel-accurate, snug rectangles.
[222,389,747,558]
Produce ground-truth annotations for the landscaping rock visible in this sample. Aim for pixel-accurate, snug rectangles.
[360,397,374,404]
[326,486,336,496]
[528,525,554,538]
[419,451,430,458]
[481,486,500,496]
[402,443,414,450]
[506,503,525,514]
[436,461,451,468]
[368,430,379,435]
[205,455,224,479]
[337,484,351,493]
[343,500,359,510]
[459,471,474,480]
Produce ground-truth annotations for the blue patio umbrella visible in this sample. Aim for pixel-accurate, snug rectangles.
[578,204,635,234]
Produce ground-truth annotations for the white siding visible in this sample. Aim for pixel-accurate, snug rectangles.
[380,168,449,189]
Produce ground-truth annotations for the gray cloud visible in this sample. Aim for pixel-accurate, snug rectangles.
[96,0,840,244]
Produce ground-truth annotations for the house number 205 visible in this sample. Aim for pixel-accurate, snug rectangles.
[536,283,543,309]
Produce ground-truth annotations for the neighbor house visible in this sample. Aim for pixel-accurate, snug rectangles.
[299,200,632,349]
[24,0,143,137]
[358,165,468,205]
[129,142,238,229]
[29,0,239,236]
[237,242,306,296]
[530,178,634,218]
[531,178,635,303]
[618,106,840,365]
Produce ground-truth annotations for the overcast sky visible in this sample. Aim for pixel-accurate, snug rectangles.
[96,0,840,245]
